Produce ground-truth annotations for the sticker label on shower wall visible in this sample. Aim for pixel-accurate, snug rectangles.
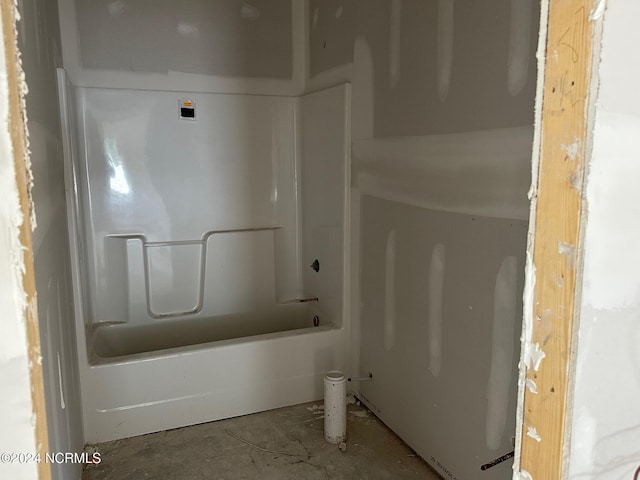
[179,99,196,120]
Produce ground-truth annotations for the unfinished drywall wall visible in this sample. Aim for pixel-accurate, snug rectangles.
[322,2,539,478]
[568,1,640,478]
[75,0,291,78]
[309,0,539,136]
[58,0,305,95]
[359,197,527,480]
[15,0,84,479]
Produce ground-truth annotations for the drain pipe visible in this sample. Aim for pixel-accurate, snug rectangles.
[324,372,374,448]
[324,371,347,444]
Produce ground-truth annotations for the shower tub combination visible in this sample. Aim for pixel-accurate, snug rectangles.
[58,69,351,442]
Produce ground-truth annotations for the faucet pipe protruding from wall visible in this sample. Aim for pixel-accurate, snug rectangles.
[299,297,319,302]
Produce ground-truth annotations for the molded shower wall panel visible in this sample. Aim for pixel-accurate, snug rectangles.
[59,71,346,443]
[300,84,351,327]
[57,0,305,95]
[74,87,301,326]
[359,197,527,480]
[14,2,85,479]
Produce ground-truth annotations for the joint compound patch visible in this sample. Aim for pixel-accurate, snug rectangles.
[558,241,576,268]
[526,342,546,371]
[517,470,534,480]
[525,378,538,393]
[526,426,542,442]
[428,244,445,377]
[437,0,454,102]
[384,230,397,351]
[561,139,581,161]
[240,3,260,20]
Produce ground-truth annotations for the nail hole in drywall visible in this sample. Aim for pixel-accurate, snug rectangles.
[323,40,327,49]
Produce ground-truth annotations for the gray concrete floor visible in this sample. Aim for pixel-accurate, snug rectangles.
[83,397,441,480]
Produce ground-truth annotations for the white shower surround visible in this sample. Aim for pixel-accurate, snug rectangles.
[58,69,351,442]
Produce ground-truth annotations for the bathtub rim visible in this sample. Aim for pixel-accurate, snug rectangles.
[88,321,342,367]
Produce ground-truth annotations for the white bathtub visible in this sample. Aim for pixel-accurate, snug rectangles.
[79,304,345,443]
[91,303,326,360]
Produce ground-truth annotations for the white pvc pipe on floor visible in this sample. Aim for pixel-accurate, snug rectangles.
[324,371,347,444]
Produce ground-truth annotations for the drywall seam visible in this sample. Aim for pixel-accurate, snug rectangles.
[352,126,533,220]
[57,0,80,84]
[508,0,533,96]
[389,0,401,89]
[437,0,454,102]
[427,244,445,377]
[351,37,373,140]
[304,0,311,91]
[486,256,518,451]
[292,0,306,95]
[347,191,362,395]
[341,84,353,369]
[513,0,550,476]
[383,230,396,351]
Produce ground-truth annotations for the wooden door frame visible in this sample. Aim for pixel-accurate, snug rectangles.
[2,0,599,479]
[516,0,600,479]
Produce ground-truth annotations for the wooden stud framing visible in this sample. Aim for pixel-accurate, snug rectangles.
[519,1,597,478]
[0,1,51,479]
